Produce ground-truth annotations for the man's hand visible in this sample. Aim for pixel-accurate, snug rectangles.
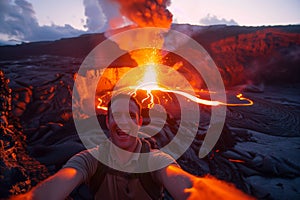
[185,175,255,200]
[160,165,254,200]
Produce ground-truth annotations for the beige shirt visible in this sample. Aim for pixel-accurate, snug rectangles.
[63,140,178,200]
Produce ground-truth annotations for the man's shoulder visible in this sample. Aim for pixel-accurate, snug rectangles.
[149,149,177,162]
[64,146,100,166]
[63,146,101,181]
[147,149,179,170]
[77,146,100,157]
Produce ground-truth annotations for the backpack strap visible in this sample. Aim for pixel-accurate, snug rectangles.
[89,161,108,195]
[139,172,163,200]
[138,139,163,200]
[89,141,110,195]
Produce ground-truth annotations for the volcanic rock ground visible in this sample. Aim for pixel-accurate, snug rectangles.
[0,24,300,199]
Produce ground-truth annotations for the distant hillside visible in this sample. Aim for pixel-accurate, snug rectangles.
[0,24,299,85]
[0,33,107,60]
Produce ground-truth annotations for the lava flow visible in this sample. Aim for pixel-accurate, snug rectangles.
[97,61,253,111]
[131,64,253,109]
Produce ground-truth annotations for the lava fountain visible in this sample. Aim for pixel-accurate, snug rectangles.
[96,48,253,112]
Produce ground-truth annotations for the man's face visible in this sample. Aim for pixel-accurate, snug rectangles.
[106,98,142,151]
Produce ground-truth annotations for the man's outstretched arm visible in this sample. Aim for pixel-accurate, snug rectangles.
[10,167,83,200]
[159,165,255,200]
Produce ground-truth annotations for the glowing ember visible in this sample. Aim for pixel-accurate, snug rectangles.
[228,159,246,163]
[131,48,163,66]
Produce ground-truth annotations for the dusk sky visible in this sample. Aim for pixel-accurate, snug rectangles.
[1,0,299,45]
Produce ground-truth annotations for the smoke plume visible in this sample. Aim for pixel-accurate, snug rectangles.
[200,14,238,26]
[111,0,173,28]
[83,0,107,32]
[88,0,173,30]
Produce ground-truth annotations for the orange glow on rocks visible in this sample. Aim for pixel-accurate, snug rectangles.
[228,159,246,163]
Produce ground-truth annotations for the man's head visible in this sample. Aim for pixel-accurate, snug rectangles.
[106,94,143,151]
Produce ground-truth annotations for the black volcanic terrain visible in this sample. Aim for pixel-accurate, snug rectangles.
[1,24,300,199]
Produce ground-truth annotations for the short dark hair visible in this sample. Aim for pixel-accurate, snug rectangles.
[107,93,142,119]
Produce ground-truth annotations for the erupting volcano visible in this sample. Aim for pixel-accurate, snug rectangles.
[0,0,300,199]
[95,47,253,111]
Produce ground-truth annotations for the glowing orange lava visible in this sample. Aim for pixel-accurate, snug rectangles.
[228,159,246,163]
[97,97,108,111]
[96,49,253,111]
[128,64,253,109]
[131,64,160,108]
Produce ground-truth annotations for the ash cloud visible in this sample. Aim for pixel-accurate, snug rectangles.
[200,14,238,26]
[0,0,84,44]
[83,0,131,32]
[112,0,173,28]
[85,0,173,53]
[86,0,173,31]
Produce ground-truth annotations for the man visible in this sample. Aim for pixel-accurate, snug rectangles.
[11,94,253,200]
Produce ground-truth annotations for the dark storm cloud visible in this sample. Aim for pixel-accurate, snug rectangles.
[200,14,238,26]
[0,0,85,43]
